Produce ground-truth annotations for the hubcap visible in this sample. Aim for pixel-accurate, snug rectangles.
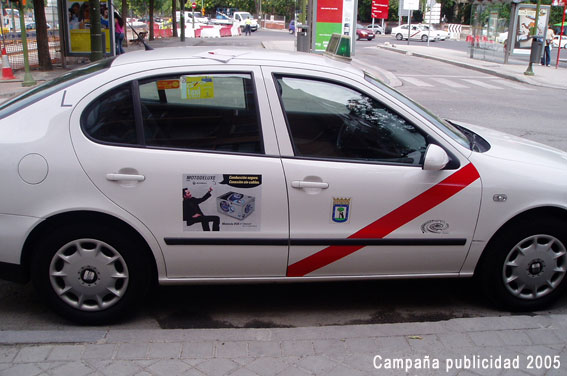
[49,239,129,312]
[502,235,567,300]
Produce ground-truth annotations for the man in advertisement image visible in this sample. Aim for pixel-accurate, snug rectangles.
[182,187,220,231]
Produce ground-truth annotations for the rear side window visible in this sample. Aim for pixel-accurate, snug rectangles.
[81,73,263,154]
[82,83,137,145]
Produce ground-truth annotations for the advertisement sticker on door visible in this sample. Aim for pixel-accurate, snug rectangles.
[182,174,262,231]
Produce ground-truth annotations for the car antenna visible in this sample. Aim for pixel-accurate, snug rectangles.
[112,3,153,51]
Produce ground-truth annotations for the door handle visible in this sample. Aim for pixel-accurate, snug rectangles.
[106,173,146,182]
[291,181,329,189]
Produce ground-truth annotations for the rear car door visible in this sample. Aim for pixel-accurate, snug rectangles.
[70,66,289,278]
[262,66,482,277]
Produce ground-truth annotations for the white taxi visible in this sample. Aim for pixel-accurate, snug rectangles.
[391,24,436,42]
[1,48,566,324]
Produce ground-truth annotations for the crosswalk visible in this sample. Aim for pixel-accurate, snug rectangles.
[398,75,535,91]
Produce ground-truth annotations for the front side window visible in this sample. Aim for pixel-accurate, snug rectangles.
[276,76,428,165]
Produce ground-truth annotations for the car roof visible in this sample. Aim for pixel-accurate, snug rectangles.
[111,47,364,76]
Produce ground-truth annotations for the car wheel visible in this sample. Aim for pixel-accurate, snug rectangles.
[31,223,151,324]
[478,217,567,311]
[421,34,428,42]
[395,33,403,40]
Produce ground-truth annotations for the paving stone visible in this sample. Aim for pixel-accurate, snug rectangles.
[182,342,214,359]
[248,342,281,357]
[343,338,377,354]
[81,344,116,360]
[148,342,182,359]
[281,341,314,357]
[244,357,289,376]
[47,345,85,361]
[407,334,443,352]
[49,361,94,376]
[147,359,192,376]
[374,336,411,354]
[437,333,476,349]
[523,329,563,345]
[13,345,53,363]
[95,360,145,376]
[0,363,44,376]
[227,367,259,376]
[323,363,368,376]
[0,347,18,363]
[468,332,505,347]
[496,331,533,346]
[215,342,248,358]
[274,366,311,376]
[195,358,239,375]
[115,343,149,360]
[296,354,340,374]
[311,339,347,359]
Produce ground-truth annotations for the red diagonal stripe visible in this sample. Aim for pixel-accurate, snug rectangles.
[287,163,480,277]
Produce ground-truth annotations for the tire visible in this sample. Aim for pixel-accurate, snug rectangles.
[31,223,152,324]
[477,217,567,311]
[421,34,428,42]
[395,33,403,41]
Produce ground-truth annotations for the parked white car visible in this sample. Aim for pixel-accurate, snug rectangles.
[391,24,437,42]
[552,35,567,49]
[366,24,384,35]
[418,24,449,40]
[1,48,567,324]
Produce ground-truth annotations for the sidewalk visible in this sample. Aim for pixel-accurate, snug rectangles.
[377,42,567,90]
[0,314,566,375]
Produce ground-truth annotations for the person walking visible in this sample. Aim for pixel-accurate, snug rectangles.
[114,12,125,55]
[541,25,555,66]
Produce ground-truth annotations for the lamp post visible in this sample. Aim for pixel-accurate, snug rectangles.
[524,0,541,76]
[16,0,35,86]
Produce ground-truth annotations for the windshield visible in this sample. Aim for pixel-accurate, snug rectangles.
[0,58,115,119]
[364,73,471,149]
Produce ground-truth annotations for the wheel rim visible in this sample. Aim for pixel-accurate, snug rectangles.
[49,239,129,311]
[396,33,402,40]
[502,234,567,300]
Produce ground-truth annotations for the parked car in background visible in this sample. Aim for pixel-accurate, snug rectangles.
[418,24,449,40]
[391,24,436,42]
[25,22,51,30]
[356,24,375,40]
[552,35,567,49]
[366,23,383,35]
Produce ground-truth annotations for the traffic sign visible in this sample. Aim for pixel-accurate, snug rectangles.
[192,2,196,9]
[371,0,389,19]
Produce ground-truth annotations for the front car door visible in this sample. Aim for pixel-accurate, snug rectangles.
[70,65,289,279]
[262,66,482,278]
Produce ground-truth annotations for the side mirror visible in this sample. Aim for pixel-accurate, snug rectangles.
[423,144,450,171]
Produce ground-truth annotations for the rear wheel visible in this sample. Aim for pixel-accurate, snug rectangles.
[396,33,403,40]
[31,224,151,324]
[478,217,567,311]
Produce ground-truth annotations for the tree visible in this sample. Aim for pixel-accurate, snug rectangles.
[172,0,178,37]
[122,0,129,47]
[32,0,52,70]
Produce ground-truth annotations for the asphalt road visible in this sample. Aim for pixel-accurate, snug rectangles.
[1,30,566,329]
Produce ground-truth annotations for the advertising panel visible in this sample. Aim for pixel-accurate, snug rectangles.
[62,0,113,56]
[315,0,357,52]
[512,4,550,54]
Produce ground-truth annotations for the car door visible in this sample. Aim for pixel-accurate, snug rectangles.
[70,66,289,278]
[262,66,481,277]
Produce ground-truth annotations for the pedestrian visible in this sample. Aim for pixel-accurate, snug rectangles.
[114,12,125,55]
[244,18,251,36]
[541,24,555,67]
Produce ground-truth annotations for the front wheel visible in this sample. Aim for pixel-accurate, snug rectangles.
[477,217,567,311]
[31,224,151,324]
[421,34,428,42]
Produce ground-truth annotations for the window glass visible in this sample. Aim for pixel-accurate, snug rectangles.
[276,76,428,165]
[82,83,137,144]
[138,73,262,154]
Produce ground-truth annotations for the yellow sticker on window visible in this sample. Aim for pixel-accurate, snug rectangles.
[156,80,180,90]
[180,76,215,100]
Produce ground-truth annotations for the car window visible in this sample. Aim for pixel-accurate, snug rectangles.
[138,73,263,154]
[82,73,263,154]
[275,76,428,166]
[82,83,137,145]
